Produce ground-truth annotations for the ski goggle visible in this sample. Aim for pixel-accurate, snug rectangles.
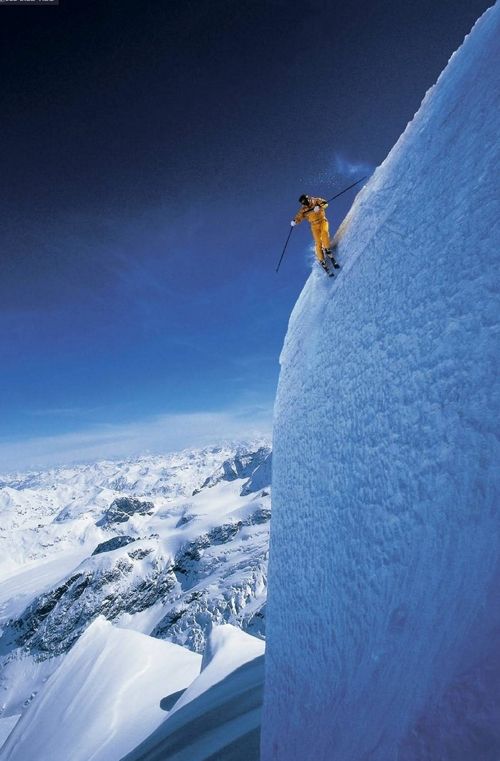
[299,195,309,205]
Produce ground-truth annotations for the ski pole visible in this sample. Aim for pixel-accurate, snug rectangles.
[326,175,367,203]
[275,225,294,273]
[301,175,368,216]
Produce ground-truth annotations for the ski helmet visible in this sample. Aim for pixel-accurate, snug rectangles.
[299,194,309,205]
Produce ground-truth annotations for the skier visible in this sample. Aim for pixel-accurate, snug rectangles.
[291,194,339,274]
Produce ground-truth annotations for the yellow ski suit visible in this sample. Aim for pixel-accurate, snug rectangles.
[294,197,331,262]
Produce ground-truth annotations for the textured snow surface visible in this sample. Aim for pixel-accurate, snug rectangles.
[122,625,264,761]
[0,617,202,761]
[262,6,500,761]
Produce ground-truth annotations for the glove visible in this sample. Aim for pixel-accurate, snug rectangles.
[314,205,320,212]
[291,220,296,226]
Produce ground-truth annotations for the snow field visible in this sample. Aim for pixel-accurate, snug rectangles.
[0,617,202,761]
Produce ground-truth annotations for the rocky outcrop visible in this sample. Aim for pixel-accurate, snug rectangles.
[96,497,154,527]
[151,562,267,652]
[150,505,269,652]
[0,495,271,662]
[240,452,272,496]
[0,440,272,719]
[92,536,137,555]
[192,447,270,495]
[1,540,176,658]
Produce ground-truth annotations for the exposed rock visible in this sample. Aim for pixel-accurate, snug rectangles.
[92,536,137,555]
[150,512,269,653]
[127,547,153,560]
[0,443,271,698]
[96,497,154,527]
[246,506,272,524]
[0,541,177,659]
[151,562,267,653]
[192,447,270,495]
[240,452,272,496]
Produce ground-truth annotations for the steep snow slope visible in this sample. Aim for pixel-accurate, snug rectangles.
[0,617,201,761]
[170,623,265,715]
[123,625,264,761]
[262,6,500,761]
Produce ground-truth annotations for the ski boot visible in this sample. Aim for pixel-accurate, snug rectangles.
[319,259,333,277]
[324,248,340,269]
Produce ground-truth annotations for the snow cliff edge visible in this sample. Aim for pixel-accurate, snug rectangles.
[262,6,500,760]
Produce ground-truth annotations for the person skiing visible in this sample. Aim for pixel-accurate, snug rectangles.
[291,194,339,273]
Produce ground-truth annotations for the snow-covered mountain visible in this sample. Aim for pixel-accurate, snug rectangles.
[123,624,265,761]
[0,442,270,759]
[3,5,498,760]
[262,5,499,761]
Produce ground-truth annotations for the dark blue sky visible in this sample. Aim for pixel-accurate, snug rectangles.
[0,0,491,469]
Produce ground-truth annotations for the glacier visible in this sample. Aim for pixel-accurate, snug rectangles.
[262,5,500,761]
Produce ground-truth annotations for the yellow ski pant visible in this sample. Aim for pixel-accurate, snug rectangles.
[310,220,331,261]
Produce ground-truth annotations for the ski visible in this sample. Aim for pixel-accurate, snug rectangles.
[319,248,339,277]
[319,260,335,278]
[325,248,341,269]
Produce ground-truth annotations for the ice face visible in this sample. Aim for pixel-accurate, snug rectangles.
[262,5,500,760]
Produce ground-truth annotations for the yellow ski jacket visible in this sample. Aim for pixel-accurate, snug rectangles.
[294,197,329,226]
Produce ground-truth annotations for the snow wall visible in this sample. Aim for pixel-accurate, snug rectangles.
[262,6,500,761]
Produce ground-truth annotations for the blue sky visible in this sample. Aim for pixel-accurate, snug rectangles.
[0,0,490,471]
